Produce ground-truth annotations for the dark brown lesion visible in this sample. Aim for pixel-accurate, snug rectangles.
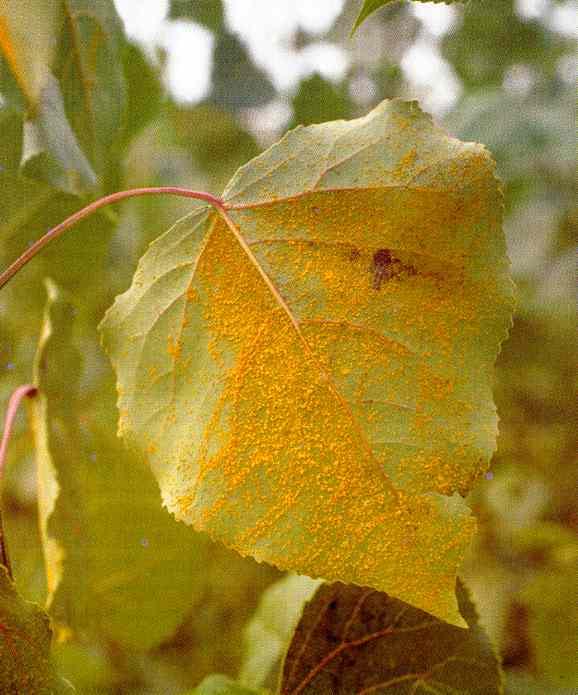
[371,248,416,290]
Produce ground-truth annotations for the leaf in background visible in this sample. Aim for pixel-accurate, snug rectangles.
[352,0,461,34]
[280,581,503,695]
[54,0,128,184]
[211,32,275,111]
[0,564,75,694]
[21,74,97,195]
[169,0,225,32]
[189,674,265,695]
[29,280,213,649]
[290,74,352,129]
[101,99,515,624]
[441,0,569,90]
[239,575,321,690]
[0,0,62,108]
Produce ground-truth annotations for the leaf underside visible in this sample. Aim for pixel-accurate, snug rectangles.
[101,99,515,625]
[280,581,503,694]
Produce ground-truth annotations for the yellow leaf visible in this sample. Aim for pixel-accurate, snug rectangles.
[101,100,515,625]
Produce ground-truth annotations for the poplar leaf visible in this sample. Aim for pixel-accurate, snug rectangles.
[101,99,515,625]
[279,581,503,694]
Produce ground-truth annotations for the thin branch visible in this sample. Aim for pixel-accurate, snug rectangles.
[0,187,226,291]
[0,384,38,578]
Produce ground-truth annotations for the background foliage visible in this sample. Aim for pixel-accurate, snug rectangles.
[0,0,575,693]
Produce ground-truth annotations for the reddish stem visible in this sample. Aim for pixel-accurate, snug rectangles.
[0,385,38,477]
[0,187,226,290]
[0,384,37,578]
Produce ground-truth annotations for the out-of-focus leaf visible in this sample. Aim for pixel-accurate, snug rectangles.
[290,74,352,129]
[442,1,568,89]
[0,0,62,107]
[188,674,265,695]
[239,575,321,690]
[520,565,578,688]
[101,99,515,625]
[121,42,164,145]
[29,280,210,650]
[445,87,575,194]
[211,32,275,111]
[54,0,128,183]
[169,0,224,32]
[352,0,460,34]
[0,564,75,694]
[21,74,97,195]
[280,581,503,694]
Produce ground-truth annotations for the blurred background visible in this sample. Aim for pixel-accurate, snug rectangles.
[0,1,576,693]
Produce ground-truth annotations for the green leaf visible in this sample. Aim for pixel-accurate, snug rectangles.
[239,575,322,690]
[352,0,455,34]
[29,280,216,649]
[290,74,352,129]
[21,74,97,195]
[0,564,75,694]
[0,0,62,107]
[211,32,275,111]
[280,581,503,694]
[169,0,225,32]
[54,0,128,181]
[101,99,515,625]
[188,674,265,695]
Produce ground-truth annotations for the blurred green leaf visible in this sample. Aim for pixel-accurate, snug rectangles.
[189,674,265,695]
[54,0,128,185]
[21,74,97,195]
[280,581,503,694]
[29,280,210,649]
[239,575,321,690]
[290,74,352,128]
[211,32,275,110]
[0,564,75,694]
[121,42,164,146]
[0,0,62,107]
[442,0,569,89]
[169,0,224,32]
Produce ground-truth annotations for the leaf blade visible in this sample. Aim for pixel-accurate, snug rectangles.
[279,581,503,695]
[101,99,515,625]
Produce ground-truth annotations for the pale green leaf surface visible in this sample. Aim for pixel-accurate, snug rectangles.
[352,0,461,34]
[0,0,62,106]
[0,564,75,694]
[239,575,321,690]
[30,280,214,649]
[280,581,503,694]
[101,99,515,625]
